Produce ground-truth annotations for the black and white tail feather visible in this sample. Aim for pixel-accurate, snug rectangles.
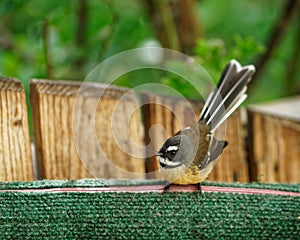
[199,59,255,131]
[198,60,255,171]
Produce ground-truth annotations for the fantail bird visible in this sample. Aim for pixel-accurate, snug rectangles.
[156,59,255,190]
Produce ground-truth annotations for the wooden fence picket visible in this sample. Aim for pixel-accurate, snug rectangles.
[0,77,33,181]
[30,79,145,179]
[248,97,300,183]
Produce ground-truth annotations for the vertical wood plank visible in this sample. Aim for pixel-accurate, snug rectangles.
[30,79,145,180]
[141,91,248,182]
[0,77,33,181]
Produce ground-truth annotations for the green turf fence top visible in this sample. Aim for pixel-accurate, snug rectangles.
[0,179,299,192]
[0,179,299,239]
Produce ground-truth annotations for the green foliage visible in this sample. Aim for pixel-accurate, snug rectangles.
[118,36,266,101]
[198,0,300,102]
[194,35,265,83]
[0,0,299,105]
[0,0,153,81]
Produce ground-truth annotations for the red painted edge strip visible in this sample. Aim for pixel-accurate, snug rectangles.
[0,185,299,196]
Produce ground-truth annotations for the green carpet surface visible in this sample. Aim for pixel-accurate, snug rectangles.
[0,179,299,239]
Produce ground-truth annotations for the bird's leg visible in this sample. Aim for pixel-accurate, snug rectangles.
[163,184,170,192]
[197,182,202,195]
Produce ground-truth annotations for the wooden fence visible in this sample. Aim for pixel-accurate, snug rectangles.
[0,77,299,183]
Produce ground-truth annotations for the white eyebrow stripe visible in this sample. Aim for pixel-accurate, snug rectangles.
[166,146,178,152]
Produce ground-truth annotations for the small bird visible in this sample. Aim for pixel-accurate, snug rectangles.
[157,60,255,191]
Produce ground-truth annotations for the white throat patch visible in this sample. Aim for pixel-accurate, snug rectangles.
[157,156,181,168]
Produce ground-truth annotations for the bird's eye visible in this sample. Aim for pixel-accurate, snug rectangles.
[167,150,177,155]
[166,146,178,154]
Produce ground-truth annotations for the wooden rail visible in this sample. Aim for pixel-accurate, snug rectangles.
[0,77,299,182]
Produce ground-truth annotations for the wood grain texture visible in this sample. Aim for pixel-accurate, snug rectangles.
[0,77,33,181]
[210,110,249,182]
[248,110,300,183]
[141,91,248,182]
[30,79,145,180]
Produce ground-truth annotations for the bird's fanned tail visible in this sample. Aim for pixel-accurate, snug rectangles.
[199,60,255,131]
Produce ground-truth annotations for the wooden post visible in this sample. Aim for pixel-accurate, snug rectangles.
[30,79,145,180]
[141,91,249,182]
[248,96,300,183]
[0,77,33,181]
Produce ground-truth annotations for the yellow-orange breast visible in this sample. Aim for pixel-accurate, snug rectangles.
[159,161,217,185]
